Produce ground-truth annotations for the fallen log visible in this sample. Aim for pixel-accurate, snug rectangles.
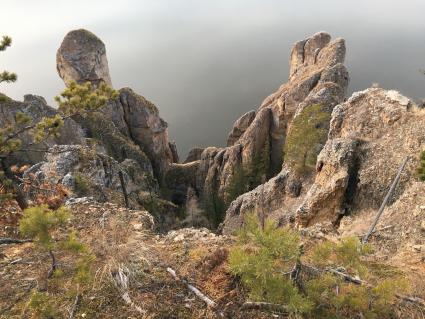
[166,267,224,317]
[0,237,32,245]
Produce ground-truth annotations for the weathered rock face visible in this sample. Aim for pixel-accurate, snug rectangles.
[227,110,256,146]
[225,87,425,234]
[295,138,358,227]
[325,88,422,212]
[24,145,153,204]
[184,147,205,163]
[117,88,176,179]
[56,29,177,182]
[0,94,85,165]
[57,29,112,87]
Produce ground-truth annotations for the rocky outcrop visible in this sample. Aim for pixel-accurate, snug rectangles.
[24,145,153,204]
[324,88,421,211]
[295,138,357,227]
[226,110,256,146]
[166,32,349,230]
[57,29,112,87]
[184,147,204,163]
[0,94,85,165]
[56,29,177,181]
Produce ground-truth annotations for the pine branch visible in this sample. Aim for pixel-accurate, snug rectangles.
[0,36,12,51]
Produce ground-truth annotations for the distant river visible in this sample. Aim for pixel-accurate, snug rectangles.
[2,0,425,157]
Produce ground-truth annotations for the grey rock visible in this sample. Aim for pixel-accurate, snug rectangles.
[227,110,256,146]
[57,29,112,87]
[184,147,205,163]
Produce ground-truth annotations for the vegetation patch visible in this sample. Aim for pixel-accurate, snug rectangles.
[229,212,411,318]
[284,104,331,175]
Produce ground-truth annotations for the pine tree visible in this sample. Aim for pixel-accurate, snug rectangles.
[0,36,17,91]
[0,79,117,209]
[225,164,249,206]
[284,104,330,175]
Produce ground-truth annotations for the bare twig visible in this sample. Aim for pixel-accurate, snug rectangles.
[68,294,81,319]
[166,267,224,317]
[362,157,408,244]
[111,266,146,315]
[47,250,57,278]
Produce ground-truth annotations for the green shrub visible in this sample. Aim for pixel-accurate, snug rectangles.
[27,291,58,319]
[284,104,330,175]
[225,165,249,205]
[20,205,94,283]
[20,205,70,248]
[230,213,410,318]
[74,173,91,197]
[229,212,313,315]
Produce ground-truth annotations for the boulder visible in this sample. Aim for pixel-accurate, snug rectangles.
[57,29,112,87]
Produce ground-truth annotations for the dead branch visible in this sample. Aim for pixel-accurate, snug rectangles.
[111,266,146,315]
[47,250,57,278]
[166,267,224,317]
[301,264,425,307]
[68,294,81,319]
[362,157,408,244]
[118,171,129,209]
[356,225,395,238]
[0,237,32,245]
[241,301,289,314]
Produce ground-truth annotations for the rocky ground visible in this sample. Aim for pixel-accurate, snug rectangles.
[1,199,424,318]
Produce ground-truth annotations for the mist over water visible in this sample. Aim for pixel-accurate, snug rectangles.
[2,0,425,157]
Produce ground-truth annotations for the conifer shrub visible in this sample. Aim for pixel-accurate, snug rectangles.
[228,212,313,315]
[284,104,330,175]
[229,213,410,318]
[19,205,95,317]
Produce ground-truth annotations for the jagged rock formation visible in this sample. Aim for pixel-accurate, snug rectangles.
[165,32,349,228]
[225,87,425,234]
[0,94,85,165]
[57,29,113,87]
[56,29,177,181]
[226,110,256,146]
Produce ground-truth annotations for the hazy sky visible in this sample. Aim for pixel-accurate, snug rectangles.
[1,0,425,156]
